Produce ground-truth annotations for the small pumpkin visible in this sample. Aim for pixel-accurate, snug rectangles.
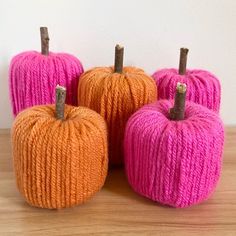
[9,27,83,116]
[78,45,157,166]
[152,48,221,112]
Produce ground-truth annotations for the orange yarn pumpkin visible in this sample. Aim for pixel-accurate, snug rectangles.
[12,101,108,209]
[78,46,157,166]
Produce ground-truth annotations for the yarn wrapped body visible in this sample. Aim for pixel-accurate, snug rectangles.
[124,100,224,208]
[152,69,221,112]
[78,66,157,166]
[9,51,84,116]
[12,105,108,209]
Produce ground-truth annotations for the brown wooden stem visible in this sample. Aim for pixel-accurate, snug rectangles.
[178,48,189,75]
[55,85,66,120]
[114,44,124,73]
[169,83,187,120]
[40,27,49,55]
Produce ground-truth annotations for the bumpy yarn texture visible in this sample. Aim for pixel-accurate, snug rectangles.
[9,51,84,116]
[12,105,108,209]
[124,100,224,208]
[152,69,221,112]
[78,66,157,166]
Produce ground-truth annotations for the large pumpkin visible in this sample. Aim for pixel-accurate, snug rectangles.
[12,86,108,209]
[124,83,224,208]
[78,45,157,166]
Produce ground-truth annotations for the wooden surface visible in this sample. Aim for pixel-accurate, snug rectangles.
[0,127,236,236]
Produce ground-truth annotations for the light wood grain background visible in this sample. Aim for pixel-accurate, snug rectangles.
[0,127,236,236]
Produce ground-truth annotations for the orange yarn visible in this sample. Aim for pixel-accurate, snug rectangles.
[78,66,157,166]
[12,104,108,209]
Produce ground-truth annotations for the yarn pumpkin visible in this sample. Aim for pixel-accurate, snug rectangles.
[152,48,221,112]
[9,27,83,116]
[12,86,108,209]
[124,83,224,208]
[78,45,157,166]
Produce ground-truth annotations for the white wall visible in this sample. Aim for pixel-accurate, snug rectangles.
[0,0,236,128]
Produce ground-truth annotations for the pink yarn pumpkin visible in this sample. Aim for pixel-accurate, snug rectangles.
[152,48,221,112]
[9,27,83,116]
[124,100,224,208]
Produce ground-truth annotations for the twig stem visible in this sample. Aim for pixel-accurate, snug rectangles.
[114,44,124,73]
[40,27,49,55]
[169,83,187,120]
[55,85,66,120]
[178,48,189,75]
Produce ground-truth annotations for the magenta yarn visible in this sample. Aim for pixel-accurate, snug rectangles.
[9,51,84,116]
[152,69,221,112]
[124,100,224,208]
